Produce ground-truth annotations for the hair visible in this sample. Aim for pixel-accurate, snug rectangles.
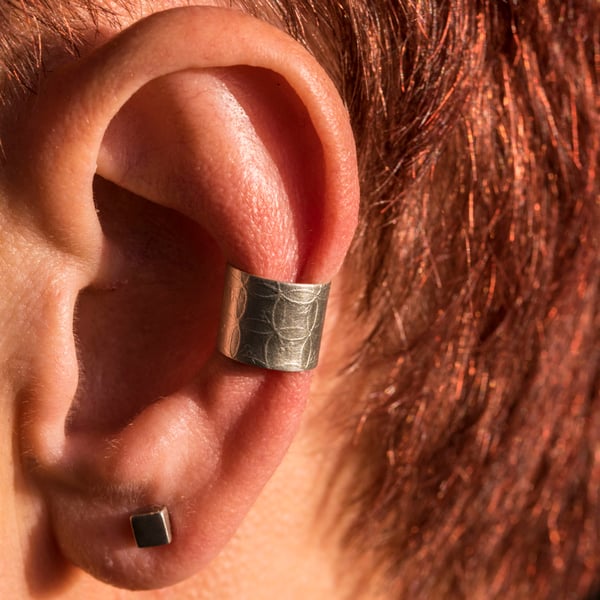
[1,1,599,598]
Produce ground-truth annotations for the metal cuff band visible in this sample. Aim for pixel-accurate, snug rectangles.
[218,265,330,372]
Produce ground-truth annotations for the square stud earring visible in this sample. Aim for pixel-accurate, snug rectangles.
[130,506,172,548]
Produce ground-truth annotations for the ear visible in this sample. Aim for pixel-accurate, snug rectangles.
[9,6,358,590]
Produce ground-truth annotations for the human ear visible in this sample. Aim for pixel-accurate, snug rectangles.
[8,6,358,590]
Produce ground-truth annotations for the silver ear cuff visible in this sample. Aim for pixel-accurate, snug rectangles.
[218,265,330,372]
[130,506,172,548]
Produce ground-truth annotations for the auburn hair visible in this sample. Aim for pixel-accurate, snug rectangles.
[1,1,599,598]
[239,2,599,598]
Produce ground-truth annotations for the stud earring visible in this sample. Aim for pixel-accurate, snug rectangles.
[130,506,172,548]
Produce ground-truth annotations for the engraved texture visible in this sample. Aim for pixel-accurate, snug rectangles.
[218,265,330,371]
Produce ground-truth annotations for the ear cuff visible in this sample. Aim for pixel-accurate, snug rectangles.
[218,264,331,372]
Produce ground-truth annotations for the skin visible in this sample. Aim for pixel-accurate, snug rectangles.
[0,2,364,598]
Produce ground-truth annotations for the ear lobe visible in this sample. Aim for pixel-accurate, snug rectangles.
[12,6,358,590]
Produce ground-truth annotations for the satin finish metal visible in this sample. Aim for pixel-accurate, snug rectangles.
[218,265,330,372]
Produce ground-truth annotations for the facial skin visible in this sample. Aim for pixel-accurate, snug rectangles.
[0,1,363,598]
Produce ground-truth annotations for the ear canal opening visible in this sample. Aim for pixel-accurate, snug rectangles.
[65,175,225,436]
